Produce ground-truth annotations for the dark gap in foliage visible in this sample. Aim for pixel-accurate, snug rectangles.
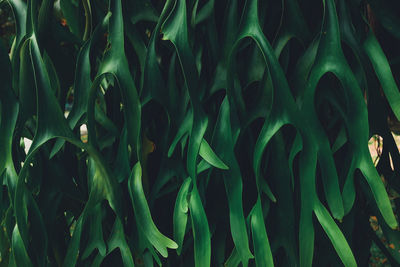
[204,89,226,117]
[102,200,117,239]
[104,78,124,131]
[279,43,291,75]
[204,90,226,136]
[243,81,262,113]
[313,211,343,266]
[281,125,298,158]
[285,39,306,87]
[351,185,374,267]
[182,243,195,266]
[377,131,400,201]
[375,20,400,70]
[152,184,176,238]
[395,198,400,229]
[265,131,297,266]
[213,0,228,35]
[236,40,267,92]
[205,170,234,266]
[94,103,116,149]
[44,31,77,111]
[59,0,86,39]
[292,151,302,236]
[246,118,264,151]
[124,32,142,84]
[239,119,262,216]
[204,169,229,219]
[375,25,400,127]
[261,0,283,42]
[0,3,15,52]
[341,42,360,77]
[353,171,398,266]
[315,161,325,206]
[273,247,290,267]
[314,72,348,147]
[91,0,108,28]
[341,40,368,99]
[122,182,137,237]
[142,101,169,197]
[344,1,366,39]
[210,219,228,266]
[205,170,232,262]
[299,0,323,36]
[102,248,124,266]
[376,135,393,178]
[158,40,177,83]
[133,20,154,44]
[195,30,217,96]
[90,33,109,80]
[235,40,252,88]
[334,142,351,190]
[12,136,25,174]
[26,154,42,196]
[237,0,246,21]
[21,117,37,142]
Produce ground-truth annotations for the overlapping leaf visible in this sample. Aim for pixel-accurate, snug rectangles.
[1,0,400,266]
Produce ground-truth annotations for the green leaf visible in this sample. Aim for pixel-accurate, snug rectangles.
[188,184,211,267]
[173,177,191,255]
[11,225,33,267]
[314,203,357,267]
[128,162,178,257]
[363,31,400,121]
[250,199,274,267]
[107,218,135,267]
[199,138,229,170]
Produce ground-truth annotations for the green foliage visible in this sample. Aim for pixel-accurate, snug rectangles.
[1,0,400,266]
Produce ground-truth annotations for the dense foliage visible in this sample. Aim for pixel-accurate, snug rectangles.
[1,0,400,266]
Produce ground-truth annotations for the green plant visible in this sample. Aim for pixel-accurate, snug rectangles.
[1,0,400,266]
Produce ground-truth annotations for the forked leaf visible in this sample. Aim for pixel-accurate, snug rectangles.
[161,1,211,265]
[212,97,253,265]
[107,218,135,267]
[2,0,400,265]
[128,162,178,257]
